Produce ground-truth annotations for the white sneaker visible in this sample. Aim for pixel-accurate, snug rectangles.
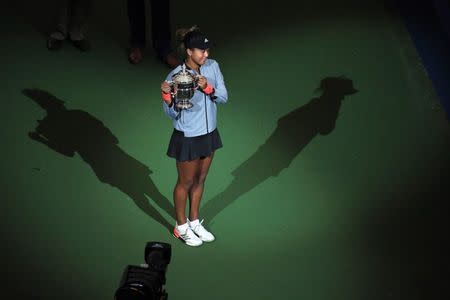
[189,219,215,242]
[173,225,203,247]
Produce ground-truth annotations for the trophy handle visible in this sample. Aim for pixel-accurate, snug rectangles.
[193,75,200,90]
[165,80,176,97]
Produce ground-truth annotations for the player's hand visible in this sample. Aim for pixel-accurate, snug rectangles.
[197,76,208,90]
[161,81,171,94]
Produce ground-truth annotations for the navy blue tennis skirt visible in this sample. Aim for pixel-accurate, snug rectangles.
[167,128,223,162]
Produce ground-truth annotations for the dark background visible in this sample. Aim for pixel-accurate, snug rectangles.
[1,0,449,299]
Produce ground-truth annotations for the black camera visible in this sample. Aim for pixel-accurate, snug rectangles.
[115,242,171,300]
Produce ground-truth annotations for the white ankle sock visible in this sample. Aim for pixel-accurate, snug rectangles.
[177,222,189,232]
[189,219,200,227]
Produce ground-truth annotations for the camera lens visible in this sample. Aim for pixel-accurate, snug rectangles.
[115,242,171,300]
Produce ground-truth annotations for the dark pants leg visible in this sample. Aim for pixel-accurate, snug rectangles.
[127,0,146,48]
[150,0,172,59]
[68,0,92,40]
[51,0,71,39]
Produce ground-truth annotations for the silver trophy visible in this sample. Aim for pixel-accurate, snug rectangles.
[167,64,198,110]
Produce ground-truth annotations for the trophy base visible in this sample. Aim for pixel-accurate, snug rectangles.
[176,101,193,110]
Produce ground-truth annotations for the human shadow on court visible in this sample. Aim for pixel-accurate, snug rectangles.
[23,88,174,231]
[202,77,359,222]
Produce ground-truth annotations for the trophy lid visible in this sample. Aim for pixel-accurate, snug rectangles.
[173,64,195,83]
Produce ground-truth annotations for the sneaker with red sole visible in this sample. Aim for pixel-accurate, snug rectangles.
[172,225,203,247]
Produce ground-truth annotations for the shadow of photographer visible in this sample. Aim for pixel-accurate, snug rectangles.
[202,77,359,223]
[23,88,174,231]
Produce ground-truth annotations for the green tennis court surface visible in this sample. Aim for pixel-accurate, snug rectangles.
[1,0,449,299]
